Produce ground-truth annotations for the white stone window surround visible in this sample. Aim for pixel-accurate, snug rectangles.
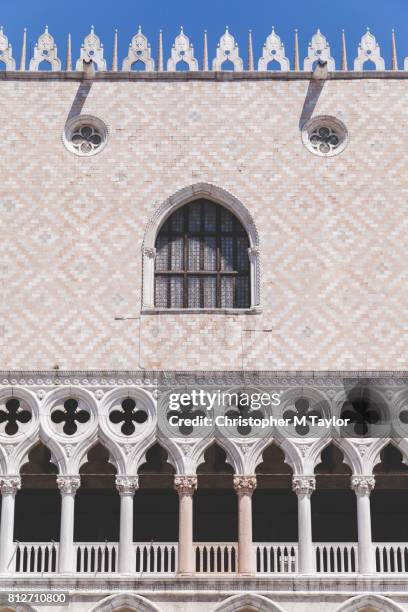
[301,115,349,158]
[62,114,109,157]
[141,183,261,313]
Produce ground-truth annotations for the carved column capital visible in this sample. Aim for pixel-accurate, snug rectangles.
[57,475,81,496]
[247,247,259,259]
[233,475,257,496]
[351,475,375,496]
[174,475,197,497]
[142,246,156,259]
[0,476,21,496]
[115,475,139,496]
[292,476,316,496]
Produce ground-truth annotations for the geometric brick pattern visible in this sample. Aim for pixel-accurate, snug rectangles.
[2,77,408,371]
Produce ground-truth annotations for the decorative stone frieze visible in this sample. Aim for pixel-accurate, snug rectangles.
[29,26,61,71]
[354,29,385,71]
[0,476,21,496]
[304,29,335,71]
[258,27,289,71]
[122,26,154,71]
[233,475,257,496]
[115,475,139,495]
[351,476,375,496]
[292,476,316,496]
[167,27,198,71]
[76,26,107,71]
[0,27,16,71]
[174,475,197,496]
[213,27,243,71]
[56,475,81,496]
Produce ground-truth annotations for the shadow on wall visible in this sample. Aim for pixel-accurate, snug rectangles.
[299,79,325,130]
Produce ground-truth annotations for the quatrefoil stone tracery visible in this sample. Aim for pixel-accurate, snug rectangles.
[71,125,102,155]
[109,398,148,436]
[0,398,31,436]
[51,398,90,436]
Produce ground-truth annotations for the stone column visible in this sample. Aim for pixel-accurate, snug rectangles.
[247,247,260,307]
[141,246,156,309]
[57,475,80,573]
[0,477,21,574]
[351,475,375,573]
[292,476,315,574]
[174,475,197,574]
[233,475,257,574]
[116,475,139,574]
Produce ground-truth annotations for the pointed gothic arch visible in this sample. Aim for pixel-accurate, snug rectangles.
[334,594,405,612]
[142,183,260,310]
[214,593,285,611]
[89,592,161,612]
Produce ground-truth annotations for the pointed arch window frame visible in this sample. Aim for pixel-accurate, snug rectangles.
[142,184,261,313]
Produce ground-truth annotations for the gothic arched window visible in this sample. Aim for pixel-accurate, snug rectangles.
[154,199,250,309]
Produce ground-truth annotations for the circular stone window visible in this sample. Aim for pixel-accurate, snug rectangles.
[63,115,108,157]
[301,116,348,157]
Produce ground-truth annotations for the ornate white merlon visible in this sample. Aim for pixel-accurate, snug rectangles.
[292,476,316,496]
[258,27,289,71]
[122,26,154,71]
[0,476,21,495]
[57,475,81,495]
[174,475,197,496]
[354,28,385,71]
[115,475,139,495]
[212,27,243,71]
[76,26,107,71]
[304,29,335,71]
[29,26,61,71]
[0,27,16,71]
[351,475,375,496]
[167,27,198,71]
[233,475,257,496]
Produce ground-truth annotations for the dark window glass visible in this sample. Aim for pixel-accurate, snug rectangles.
[154,199,250,309]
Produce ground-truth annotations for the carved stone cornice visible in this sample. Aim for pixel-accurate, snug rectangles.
[57,475,81,496]
[0,476,21,496]
[351,475,375,496]
[292,476,316,496]
[233,475,257,496]
[115,475,139,496]
[174,475,197,496]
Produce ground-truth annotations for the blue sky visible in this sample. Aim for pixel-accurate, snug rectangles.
[1,0,406,69]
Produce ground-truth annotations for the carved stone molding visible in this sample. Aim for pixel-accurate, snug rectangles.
[292,476,316,496]
[174,475,197,496]
[351,475,375,496]
[233,475,257,496]
[57,475,81,496]
[0,476,21,496]
[115,475,139,496]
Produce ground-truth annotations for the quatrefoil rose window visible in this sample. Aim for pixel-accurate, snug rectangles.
[63,115,108,157]
[302,116,348,157]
